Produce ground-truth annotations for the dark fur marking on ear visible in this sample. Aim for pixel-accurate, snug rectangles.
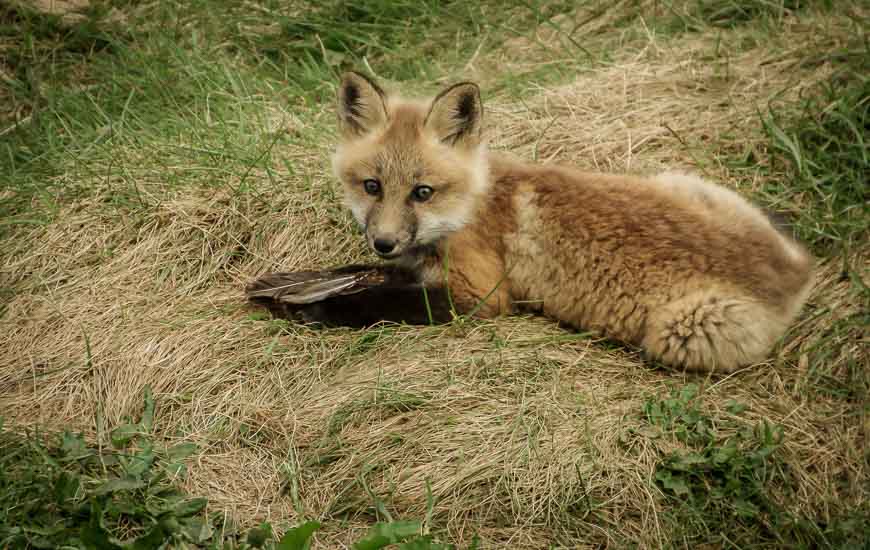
[424,81,482,147]
[344,82,361,118]
[338,71,388,135]
[348,71,387,99]
[456,92,476,121]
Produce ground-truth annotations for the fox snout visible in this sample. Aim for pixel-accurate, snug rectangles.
[373,236,398,255]
[364,201,418,259]
[367,229,414,259]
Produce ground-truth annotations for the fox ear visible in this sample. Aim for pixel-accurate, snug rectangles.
[337,72,388,138]
[424,82,482,149]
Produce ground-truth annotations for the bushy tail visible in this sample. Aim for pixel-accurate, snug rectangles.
[642,290,792,373]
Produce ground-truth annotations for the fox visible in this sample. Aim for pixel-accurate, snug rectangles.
[247,72,816,373]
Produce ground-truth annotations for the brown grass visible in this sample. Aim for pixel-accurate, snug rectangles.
[0,5,866,548]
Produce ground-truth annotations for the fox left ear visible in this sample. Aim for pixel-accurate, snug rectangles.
[424,82,482,149]
[337,71,388,138]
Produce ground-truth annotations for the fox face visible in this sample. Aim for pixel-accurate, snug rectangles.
[332,72,490,259]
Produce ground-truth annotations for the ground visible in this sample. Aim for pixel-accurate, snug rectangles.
[0,1,867,548]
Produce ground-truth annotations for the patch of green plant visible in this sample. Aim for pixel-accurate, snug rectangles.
[0,388,214,548]
[641,383,714,445]
[164,0,581,84]
[793,244,869,401]
[256,518,480,550]
[0,387,477,549]
[656,0,824,33]
[758,60,869,255]
[643,385,868,547]
[348,520,479,550]
[655,420,785,521]
[0,388,325,549]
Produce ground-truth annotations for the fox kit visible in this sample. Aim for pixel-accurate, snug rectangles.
[248,72,815,373]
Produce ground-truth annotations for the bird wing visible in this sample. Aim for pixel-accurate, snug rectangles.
[245,268,387,305]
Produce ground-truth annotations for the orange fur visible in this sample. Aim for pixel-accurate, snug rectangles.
[332,72,815,373]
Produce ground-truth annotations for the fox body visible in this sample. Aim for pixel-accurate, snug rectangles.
[252,72,815,373]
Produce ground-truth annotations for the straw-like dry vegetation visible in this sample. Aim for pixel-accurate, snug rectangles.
[1,0,867,548]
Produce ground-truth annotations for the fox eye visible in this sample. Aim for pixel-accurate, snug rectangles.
[411,185,434,202]
[362,178,381,196]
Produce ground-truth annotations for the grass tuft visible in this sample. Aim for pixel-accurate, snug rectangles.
[760,68,869,253]
[0,388,216,548]
[645,384,869,547]
[658,0,826,32]
[0,390,473,549]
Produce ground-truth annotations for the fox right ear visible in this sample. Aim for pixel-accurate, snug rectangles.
[337,72,388,138]
[424,82,482,149]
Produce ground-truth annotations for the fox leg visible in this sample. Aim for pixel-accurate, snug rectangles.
[641,290,788,373]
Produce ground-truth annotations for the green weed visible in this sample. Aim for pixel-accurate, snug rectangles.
[644,385,868,547]
[657,0,824,33]
[642,383,713,445]
[0,388,212,548]
[760,69,869,254]
[0,388,475,549]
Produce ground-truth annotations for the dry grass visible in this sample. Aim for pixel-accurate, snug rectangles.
[1,2,867,548]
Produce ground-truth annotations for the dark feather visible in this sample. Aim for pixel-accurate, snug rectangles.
[245,265,453,326]
[245,266,388,305]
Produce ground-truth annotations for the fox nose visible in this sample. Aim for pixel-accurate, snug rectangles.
[373,238,397,255]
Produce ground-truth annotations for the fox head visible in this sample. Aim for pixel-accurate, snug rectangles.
[331,72,489,259]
